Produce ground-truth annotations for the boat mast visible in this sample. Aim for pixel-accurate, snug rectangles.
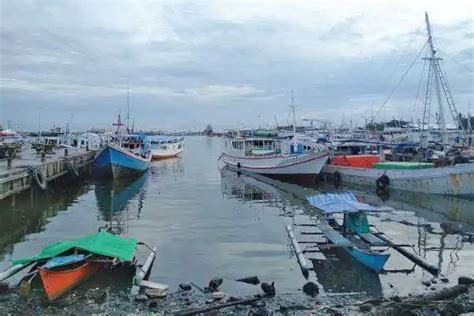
[291,89,297,146]
[425,12,448,147]
[126,82,130,134]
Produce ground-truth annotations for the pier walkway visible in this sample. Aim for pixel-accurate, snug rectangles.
[0,148,97,200]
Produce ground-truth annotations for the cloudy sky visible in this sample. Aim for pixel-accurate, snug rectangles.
[0,0,473,132]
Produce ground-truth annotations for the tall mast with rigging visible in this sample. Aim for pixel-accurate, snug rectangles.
[290,89,297,146]
[425,12,448,147]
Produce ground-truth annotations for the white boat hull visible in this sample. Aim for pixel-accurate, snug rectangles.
[218,151,329,176]
[322,163,474,196]
[150,147,183,159]
[148,138,184,159]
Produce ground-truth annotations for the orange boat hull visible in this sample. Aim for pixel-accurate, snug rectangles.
[38,261,100,301]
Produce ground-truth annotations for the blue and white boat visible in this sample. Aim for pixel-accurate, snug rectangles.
[306,193,391,273]
[145,135,184,160]
[94,135,151,179]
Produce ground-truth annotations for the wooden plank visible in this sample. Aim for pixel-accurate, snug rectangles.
[139,280,168,291]
[317,223,352,247]
[358,232,386,246]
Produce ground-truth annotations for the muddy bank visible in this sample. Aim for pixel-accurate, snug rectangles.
[2,278,473,315]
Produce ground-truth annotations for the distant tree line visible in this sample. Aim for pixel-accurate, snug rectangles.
[457,114,474,130]
[365,114,474,131]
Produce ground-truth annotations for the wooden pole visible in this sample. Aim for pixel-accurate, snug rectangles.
[0,263,30,282]
[133,247,157,286]
[374,232,438,275]
[286,225,310,279]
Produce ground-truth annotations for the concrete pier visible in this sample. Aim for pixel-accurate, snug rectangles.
[0,149,97,200]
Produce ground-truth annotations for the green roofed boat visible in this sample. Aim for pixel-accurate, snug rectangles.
[0,231,157,301]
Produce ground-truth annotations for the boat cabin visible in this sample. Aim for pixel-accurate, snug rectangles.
[225,138,281,157]
[224,137,310,157]
[118,134,144,150]
[146,136,184,151]
[332,141,378,155]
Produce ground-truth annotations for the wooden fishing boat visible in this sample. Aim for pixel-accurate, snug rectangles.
[0,231,158,301]
[38,259,100,301]
[218,95,329,183]
[322,13,474,197]
[318,221,389,273]
[94,142,152,179]
[301,192,438,274]
[302,193,391,273]
[95,111,151,179]
[322,162,474,196]
[218,136,329,184]
[145,135,184,159]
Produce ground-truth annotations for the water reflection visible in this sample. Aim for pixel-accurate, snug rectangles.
[220,167,303,217]
[95,173,148,234]
[389,191,474,225]
[220,167,474,297]
[0,182,91,258]
[330,182,474,226]
[219,168,385,294]
[310,254,382,296]
[150,158,184,179]
[350,189,472,277]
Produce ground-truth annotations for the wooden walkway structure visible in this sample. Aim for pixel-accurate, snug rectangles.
[0,149,97,201]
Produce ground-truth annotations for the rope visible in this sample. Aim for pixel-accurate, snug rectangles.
[374,40,429,118]
[411,55,428,123]
[377,28,424,100]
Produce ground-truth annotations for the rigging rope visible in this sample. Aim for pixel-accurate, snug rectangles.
[374,40,429,118]
[378,28,424,94]
[411,52,428,123]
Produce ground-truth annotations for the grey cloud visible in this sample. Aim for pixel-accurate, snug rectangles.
[0,1,472,131]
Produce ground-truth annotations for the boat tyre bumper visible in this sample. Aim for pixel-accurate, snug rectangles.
[67,161,80,177]
[32,167,47,190]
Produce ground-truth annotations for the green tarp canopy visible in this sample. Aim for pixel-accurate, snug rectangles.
[372,162,433,170]
[13,231,137,265]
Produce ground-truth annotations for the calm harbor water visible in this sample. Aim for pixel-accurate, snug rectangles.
[0,136,473,312]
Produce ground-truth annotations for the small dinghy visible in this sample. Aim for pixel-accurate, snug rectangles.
[38,255,100,300]
[0,231,157,301]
